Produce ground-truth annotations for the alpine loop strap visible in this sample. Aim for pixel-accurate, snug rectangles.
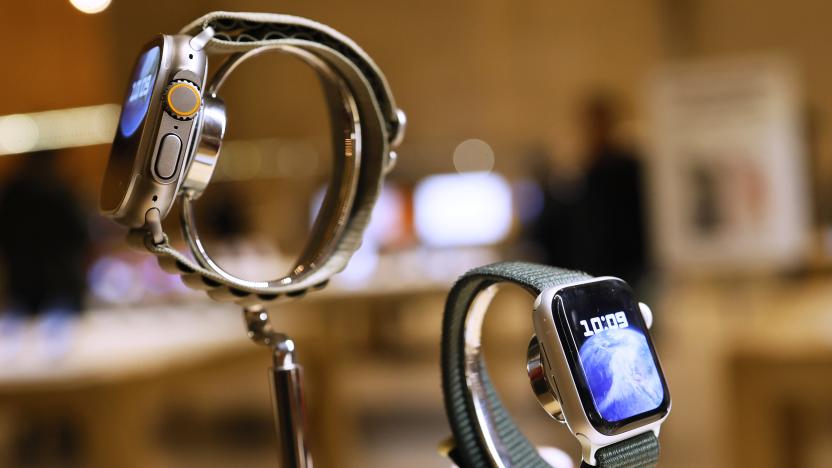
[129,13,402,306]
[440,261,660,467]
[179,11,402,140]
[128,229,328,306]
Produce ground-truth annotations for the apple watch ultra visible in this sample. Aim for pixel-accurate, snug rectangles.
[100,11,405,306]
[440,262,670,467]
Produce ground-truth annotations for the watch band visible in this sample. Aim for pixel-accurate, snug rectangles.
[128,12,404,307]
[180,11,403,142]
[440,261,660,467]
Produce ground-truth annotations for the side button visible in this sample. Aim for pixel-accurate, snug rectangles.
[639,302,653,329]
[155,133,182,180]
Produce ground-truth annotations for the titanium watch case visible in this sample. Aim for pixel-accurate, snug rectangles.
[101,34,208,227]
[98,12,404,304]
[530,277,671,465]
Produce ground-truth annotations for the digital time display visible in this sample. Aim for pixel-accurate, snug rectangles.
[101,41,163,213]
[578,311,629,336]
[556,279,669,430]
[119,46,161,138]
[128,73,154,104]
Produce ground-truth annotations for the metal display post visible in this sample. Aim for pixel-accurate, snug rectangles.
[243,306,312,468]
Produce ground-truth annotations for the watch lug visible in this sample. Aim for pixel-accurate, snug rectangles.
[189,26,215,51]
[577,433,598,466]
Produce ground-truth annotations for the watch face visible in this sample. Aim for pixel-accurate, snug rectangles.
[100,41,163,213]
[555,278,669,434]
[119,45,161,138]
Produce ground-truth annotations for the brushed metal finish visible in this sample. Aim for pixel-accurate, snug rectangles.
[181,96,225,197]
[103,34,208,227]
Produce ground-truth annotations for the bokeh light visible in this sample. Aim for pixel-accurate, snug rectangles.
[69,0,111,14]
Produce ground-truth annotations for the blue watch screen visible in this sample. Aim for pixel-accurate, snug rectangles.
[557,279,669,432]
[119,46,161,138]
[101,42,163,212]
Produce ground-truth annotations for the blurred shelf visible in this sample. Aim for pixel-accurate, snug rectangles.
[0,303,250,391]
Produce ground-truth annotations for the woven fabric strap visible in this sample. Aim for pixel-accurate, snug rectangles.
[440,261,660,467]
[127,12,403,307]
[180,11,402,137]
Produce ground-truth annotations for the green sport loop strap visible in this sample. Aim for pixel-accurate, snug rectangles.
[440,261,660,467]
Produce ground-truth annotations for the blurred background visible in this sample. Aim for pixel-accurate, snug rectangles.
[0,0,831,467]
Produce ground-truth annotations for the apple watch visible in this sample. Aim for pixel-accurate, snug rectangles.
[100,12,405,306]
[440,262,670,467]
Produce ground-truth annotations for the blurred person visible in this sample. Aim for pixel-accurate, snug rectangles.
[530,93,648,284]
[522,145,581,263]
[0,150,90,360]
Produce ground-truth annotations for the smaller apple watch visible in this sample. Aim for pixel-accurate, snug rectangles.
[440,262,670,467]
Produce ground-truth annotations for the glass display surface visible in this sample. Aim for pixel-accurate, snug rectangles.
[556,279,669,432]
[120,46,161,138]
[101,43,162,212]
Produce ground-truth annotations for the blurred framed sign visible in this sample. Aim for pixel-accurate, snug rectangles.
[646,56,810,273]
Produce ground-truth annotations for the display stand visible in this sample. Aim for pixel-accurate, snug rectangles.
[243,306,312,468]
